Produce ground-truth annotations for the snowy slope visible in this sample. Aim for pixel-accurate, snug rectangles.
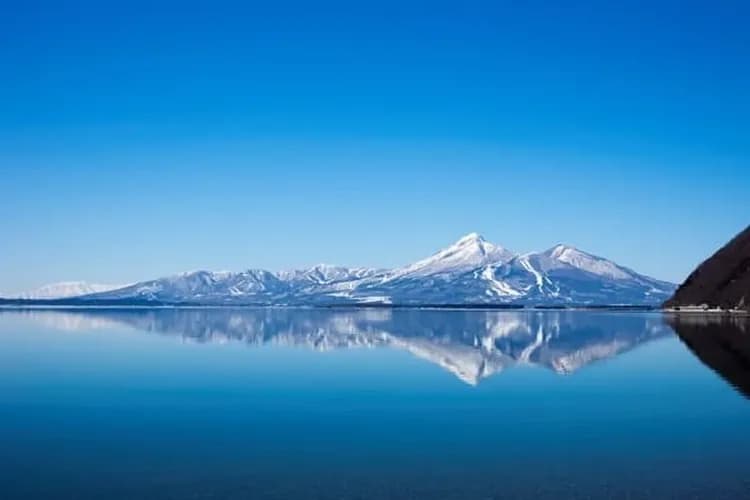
[547,244,639,280]
[276,264,383,293]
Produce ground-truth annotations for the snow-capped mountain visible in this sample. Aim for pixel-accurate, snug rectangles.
[342,235,674,305]
[6,281,124,300]
[4,233,676,306]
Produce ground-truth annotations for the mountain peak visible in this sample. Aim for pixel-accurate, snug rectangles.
[545,244,632,280]
[455,232,485,245]
[448,233,502,257]
[383,234,515,281]
[438,233,513,265]
[547,244,583,260]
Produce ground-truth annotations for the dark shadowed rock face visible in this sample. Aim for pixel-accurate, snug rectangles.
[665,225,750,311]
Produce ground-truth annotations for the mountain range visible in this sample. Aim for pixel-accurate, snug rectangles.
[3,233,675,306]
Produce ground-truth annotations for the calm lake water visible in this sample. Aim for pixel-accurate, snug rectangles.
[0,308,748,499]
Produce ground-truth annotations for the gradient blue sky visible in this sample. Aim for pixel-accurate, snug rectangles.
[1,1,749,291]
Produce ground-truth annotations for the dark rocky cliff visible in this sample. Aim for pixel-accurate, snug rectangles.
[664,225,750,310]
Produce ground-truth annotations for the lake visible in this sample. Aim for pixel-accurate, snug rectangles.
[0,308,748,499]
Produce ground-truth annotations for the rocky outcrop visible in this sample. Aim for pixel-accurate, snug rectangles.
[665,225,750,311]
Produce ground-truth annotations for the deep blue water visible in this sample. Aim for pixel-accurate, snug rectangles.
[0,308,748,499]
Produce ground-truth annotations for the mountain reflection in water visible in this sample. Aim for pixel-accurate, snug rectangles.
[6,308,671,385]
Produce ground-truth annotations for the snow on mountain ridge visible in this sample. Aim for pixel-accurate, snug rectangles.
[276,264,382,285]
[103,269,288,302]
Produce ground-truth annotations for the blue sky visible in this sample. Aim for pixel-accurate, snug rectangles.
[1,1,749,291]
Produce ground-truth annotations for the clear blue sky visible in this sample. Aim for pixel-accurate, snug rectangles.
[1,0,748,291]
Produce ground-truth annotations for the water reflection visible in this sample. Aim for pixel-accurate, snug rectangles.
[3,308,671,384]
[667,314,750,399]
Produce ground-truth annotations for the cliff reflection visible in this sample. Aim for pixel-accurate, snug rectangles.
[667,314,750,399]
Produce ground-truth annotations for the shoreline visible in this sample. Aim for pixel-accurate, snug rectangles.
[0,303,661,312]
[0,302,746,315]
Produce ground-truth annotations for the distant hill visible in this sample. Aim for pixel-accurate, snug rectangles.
[665,225,750,311]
